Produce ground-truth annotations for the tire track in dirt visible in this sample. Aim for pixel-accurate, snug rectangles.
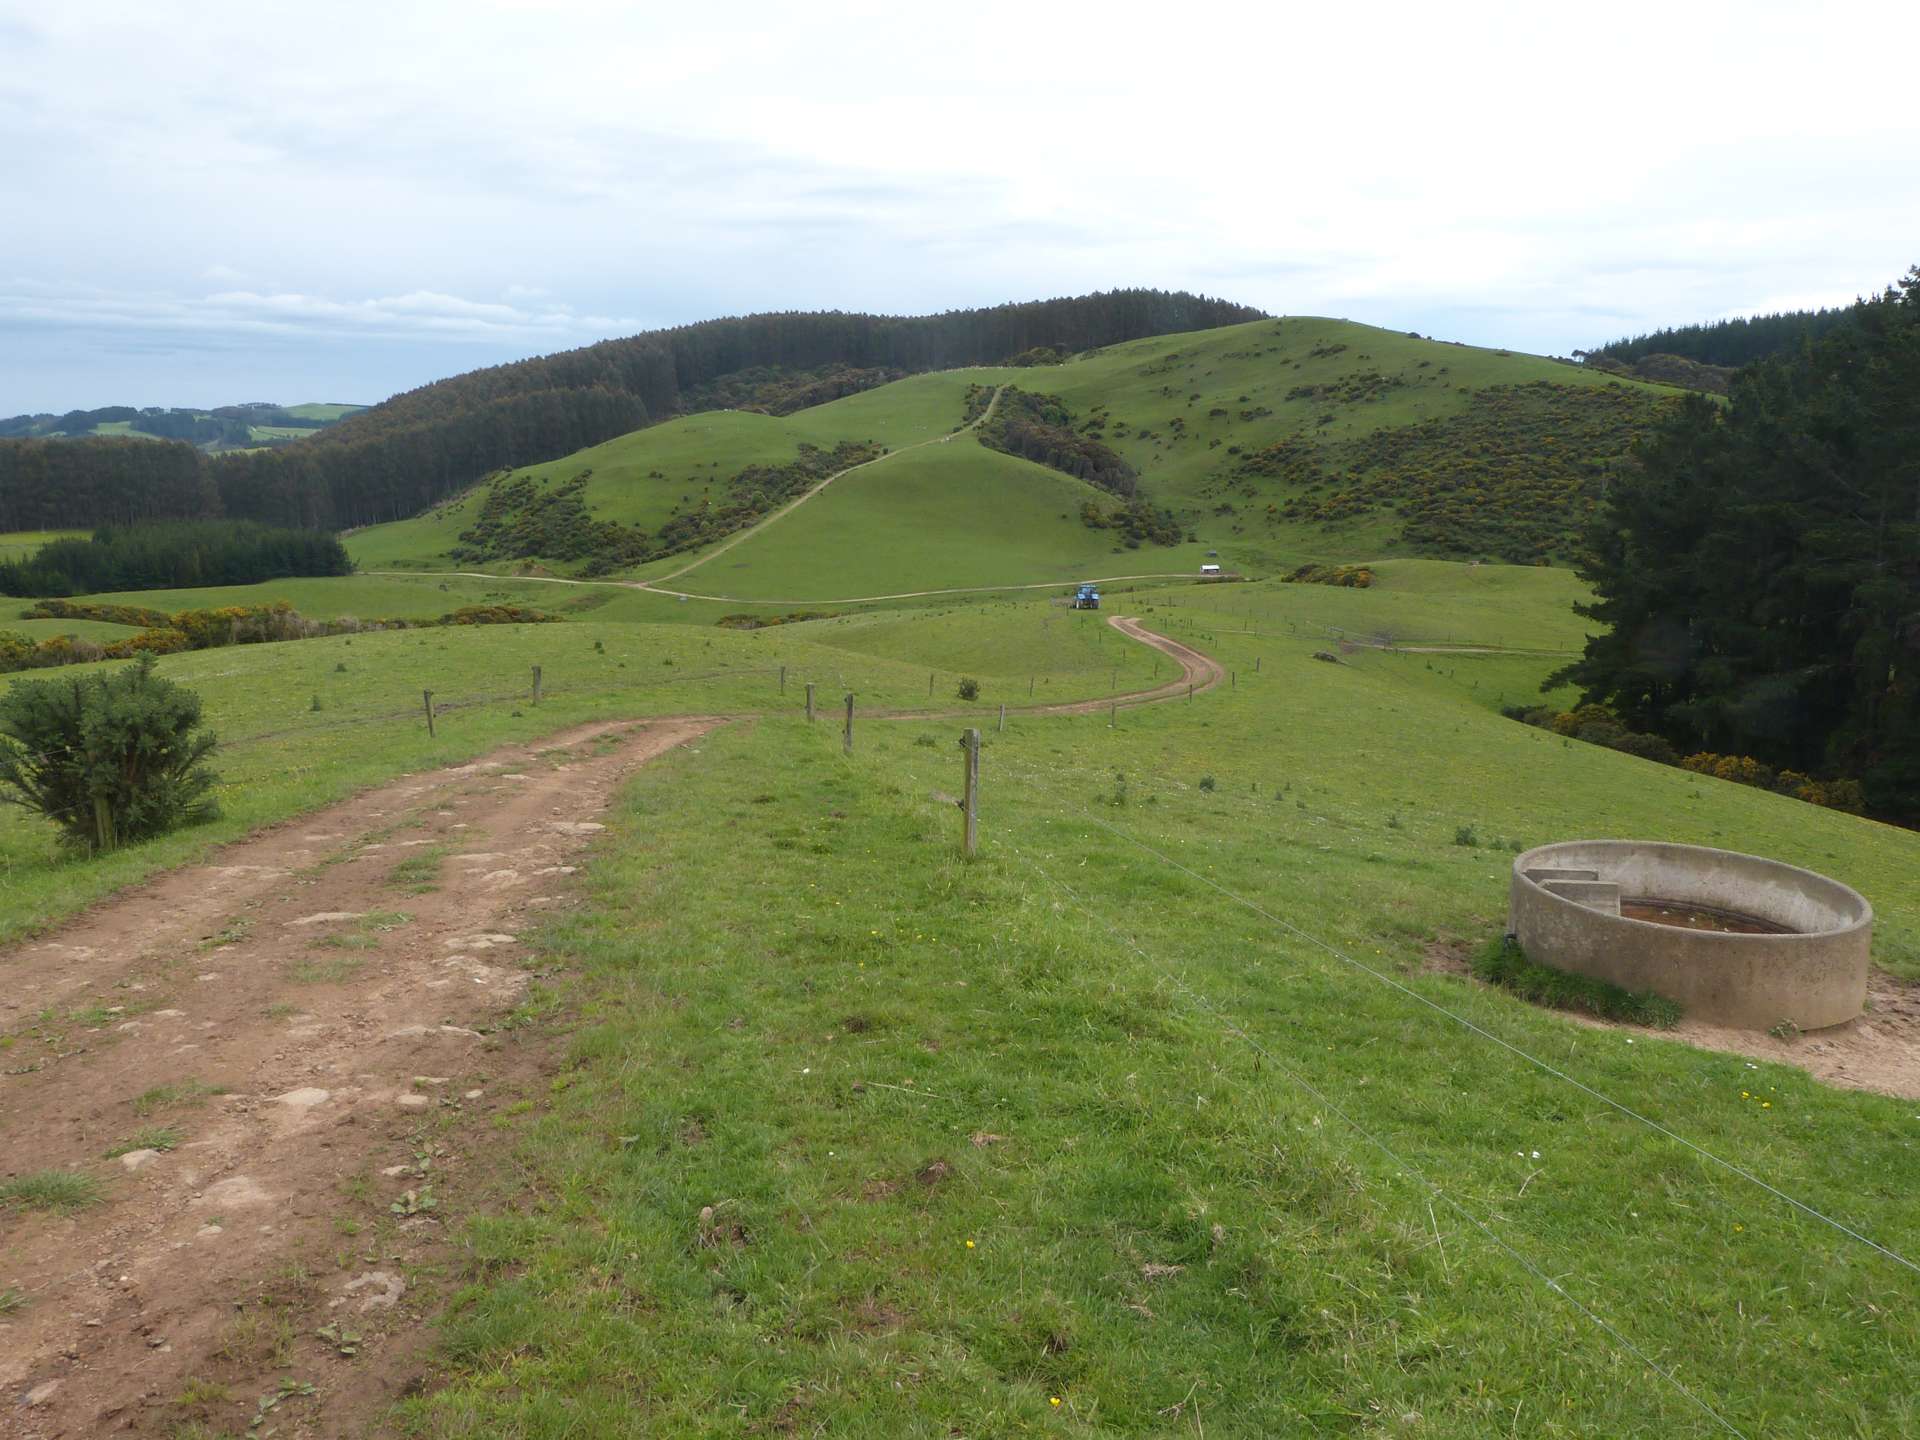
[0,717,716,1438]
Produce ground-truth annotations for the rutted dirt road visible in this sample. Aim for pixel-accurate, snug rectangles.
[0,718,716,1438]
[0,617,1216,1436]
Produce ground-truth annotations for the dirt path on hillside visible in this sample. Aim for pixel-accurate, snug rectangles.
[0,717,716,1438]
[650,386,1007,587]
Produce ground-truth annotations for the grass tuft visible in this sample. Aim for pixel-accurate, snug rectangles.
[1471,937,1682,1027]
[0,1168,103,1214]
[105,1125,185,1158]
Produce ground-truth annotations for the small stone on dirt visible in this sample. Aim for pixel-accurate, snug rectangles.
[464,1088,484,1100]
[395,1093,431,1110]
[199,1175,273,1209]
[549,821,605,835]
[276,1087,331,1110]
[290,911,364,925]
[336,1270,406,1312]
[119,1148,162,1172]
[26,1380,60,1406]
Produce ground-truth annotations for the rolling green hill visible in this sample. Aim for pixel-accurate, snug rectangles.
[347,318,1678,600]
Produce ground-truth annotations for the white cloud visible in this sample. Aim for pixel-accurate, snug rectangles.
[2,0,1916,407]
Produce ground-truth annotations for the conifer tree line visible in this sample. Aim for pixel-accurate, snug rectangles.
[1582,304,1859,368]
[1556,266,1920,818]
[0,290,1263,534]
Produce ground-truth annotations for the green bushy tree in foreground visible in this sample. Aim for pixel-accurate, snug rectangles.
[0,654,220,854]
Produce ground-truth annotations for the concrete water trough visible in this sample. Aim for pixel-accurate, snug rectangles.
[1508,840,1873,1030]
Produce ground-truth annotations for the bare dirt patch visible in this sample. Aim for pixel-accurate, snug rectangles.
[0,716,716,1438]
[1647,966,1920,1099]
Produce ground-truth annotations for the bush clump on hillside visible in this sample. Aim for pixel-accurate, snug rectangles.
[1502,703,1862,812]
[979,388,1138,498]
[0,654,220,854]
[1283,563,1374,588]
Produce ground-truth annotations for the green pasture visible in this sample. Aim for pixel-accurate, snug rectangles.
[397,583,1920,1434]
[671,439,1210,601]
[284,402,367,421]
[1,544,1914,1435]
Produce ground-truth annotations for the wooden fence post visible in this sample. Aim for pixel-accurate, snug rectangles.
[997,703,1005,733]
[806,682,815,722]
[422,690,435,736]
[843,693,854,754]
[961,728,981,857]
[531,666,542,705]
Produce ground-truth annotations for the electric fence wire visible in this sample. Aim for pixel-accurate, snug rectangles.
[999,828,1754,1439]
[1058,809,1920,1279]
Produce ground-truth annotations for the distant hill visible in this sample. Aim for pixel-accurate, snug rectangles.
[0,291,1262,533]
[350,317,1680,592]
[0,401,368,452]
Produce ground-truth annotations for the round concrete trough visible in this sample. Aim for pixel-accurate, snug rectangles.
[1508,840,1872,1031]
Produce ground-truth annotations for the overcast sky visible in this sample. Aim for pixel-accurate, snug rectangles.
[3,0,1915,413]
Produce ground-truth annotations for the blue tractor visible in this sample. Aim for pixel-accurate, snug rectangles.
[1071,582,1101,610]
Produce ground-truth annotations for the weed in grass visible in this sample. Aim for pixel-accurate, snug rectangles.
[1471,937,1682,1027]
[388,846,450,893]
[215,1306,297,1367]
[293,953,366,983]
[310,693,323,712]
[1198,774,1216,792]
[199,916,253,950]
[0,1169,102,1213]
[1453,825,1479,847]
[133,1079,226,1116]
[173,1376,233,1409]
[105,1125,184,1158]
[0,1286,26,1314]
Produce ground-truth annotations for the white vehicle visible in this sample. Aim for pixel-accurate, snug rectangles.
[1199,563,1222,576]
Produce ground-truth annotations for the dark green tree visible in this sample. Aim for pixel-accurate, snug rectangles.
[1554,266,1920,816]
[0,654,221,853]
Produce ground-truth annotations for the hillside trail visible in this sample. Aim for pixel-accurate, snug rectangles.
[0,717,717,1438]
[647,383,1007,588]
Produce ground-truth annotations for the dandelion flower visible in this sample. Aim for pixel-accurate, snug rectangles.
[965,1239,976,1249]
[1051,1397,1062,1407]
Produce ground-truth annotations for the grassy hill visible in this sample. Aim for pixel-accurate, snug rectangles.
[347,319,1677,600]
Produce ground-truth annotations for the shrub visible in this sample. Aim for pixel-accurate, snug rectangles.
[1609,731,1679,765]
[1453,825,1479,847]
[956,678,980,701]
[0,653,220,854]
[1198,775,1216,792]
